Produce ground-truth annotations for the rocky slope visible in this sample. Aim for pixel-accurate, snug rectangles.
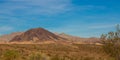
[10,28,65,42]
[0,32,23,42]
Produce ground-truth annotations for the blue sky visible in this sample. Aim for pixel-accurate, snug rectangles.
[0,0,120,37]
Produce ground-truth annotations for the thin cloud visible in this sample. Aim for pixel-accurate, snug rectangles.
[88,24,115,29]
[72,5,107,11]
[0,0,72,16]
[0,0,107,16]
[0,26,14,32]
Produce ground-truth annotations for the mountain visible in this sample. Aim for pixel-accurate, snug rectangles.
[55,33,100,43]
[10,28,65,42]
[55,33,82,41]
[0,28,99,44]
[0,32,23,42]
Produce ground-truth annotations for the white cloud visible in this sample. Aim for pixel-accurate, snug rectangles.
[0,0,107,16]
[0,0,72,16]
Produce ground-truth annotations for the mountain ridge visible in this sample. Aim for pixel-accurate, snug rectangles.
[10,28,66,42]
[0,27,100,44]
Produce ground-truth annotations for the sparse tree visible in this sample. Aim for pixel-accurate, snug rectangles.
[101,24,120,60]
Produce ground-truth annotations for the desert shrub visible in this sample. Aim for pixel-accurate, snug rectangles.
[51,55,60,60]
[83,57,94,60]
[2,50,21,60]
[0,44,112,60]
[0,49,2,56]
[29,53,50,60]
[51,55,71,60]
[101,25,120,60]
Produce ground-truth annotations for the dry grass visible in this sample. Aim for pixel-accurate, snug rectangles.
[0,44,114,60]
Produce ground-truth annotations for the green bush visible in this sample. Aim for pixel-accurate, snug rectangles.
[2,50,21,60]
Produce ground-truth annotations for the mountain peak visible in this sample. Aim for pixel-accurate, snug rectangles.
[30,27,45,30]
[10,28,65,42]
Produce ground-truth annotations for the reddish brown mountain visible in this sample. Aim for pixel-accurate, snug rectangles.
[10,28,65,42]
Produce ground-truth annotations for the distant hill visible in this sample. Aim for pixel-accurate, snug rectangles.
[55,33,100,43]
[0,32,23,42]
[10,28,65,42]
